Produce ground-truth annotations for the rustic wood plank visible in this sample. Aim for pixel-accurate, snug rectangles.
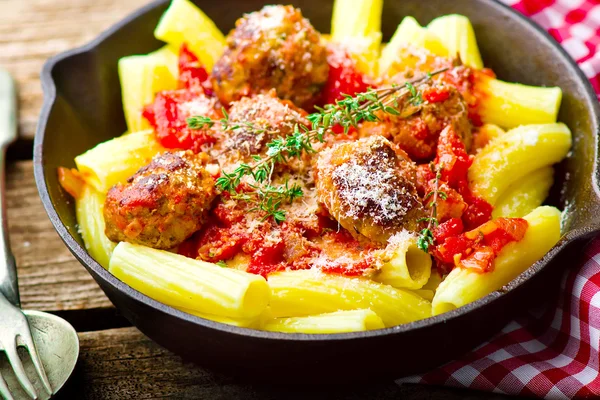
[53,327,516,400]
[0,0,151,141]
[6,160,112,311]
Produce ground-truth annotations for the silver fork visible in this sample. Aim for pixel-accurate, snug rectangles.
[0,69,52,399]
[0,295,52,400]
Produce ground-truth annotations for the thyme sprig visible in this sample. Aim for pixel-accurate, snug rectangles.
[231,181,304,223]
[187,68,448,222]
[417,163,448,252]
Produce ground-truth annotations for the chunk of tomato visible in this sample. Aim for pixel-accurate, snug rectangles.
[320,45,369,106]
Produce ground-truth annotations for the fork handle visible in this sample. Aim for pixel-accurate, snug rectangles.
[0,70,19,307]
[0,148,18,307]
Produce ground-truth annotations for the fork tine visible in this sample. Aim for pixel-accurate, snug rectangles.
[0,370,15,400]
[4,344,36,399]
[18,332,51,395]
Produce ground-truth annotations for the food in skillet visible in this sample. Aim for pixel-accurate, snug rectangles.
[58,0,570,333]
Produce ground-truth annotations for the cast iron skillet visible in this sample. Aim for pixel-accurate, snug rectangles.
[34,0,600,382]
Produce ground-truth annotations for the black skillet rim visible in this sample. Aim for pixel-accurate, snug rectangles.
[33,0,600,341]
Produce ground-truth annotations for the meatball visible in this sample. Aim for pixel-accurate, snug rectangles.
[212,5,329,109]
[223,91,308,156]
[359,83,471,160]
[104,151,216,249]
[315,136,425,244]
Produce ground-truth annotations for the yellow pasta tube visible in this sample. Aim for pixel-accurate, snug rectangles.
[268,270,431,327]
[477,75,562,129]
[178,307,273,329]
[263,309,384,334]
[118,54,178,132]
[75,130,165,193]
[330,0,383,40]
[379,16,448,75]
[154,0,225,72]
[480,124,506,142]
[413,289,434,302]
[109,242,271,319]
[472,123,506,152]
[422,270,443,291]
[427,14,483,69]
[492,167,554,218]
[149,44,180,79]
[335,33,382,77]
[412,269,444,301]
[432,206,561,315]
[373,233,432,289]
[76,185,116,269]
[468,123,571,205]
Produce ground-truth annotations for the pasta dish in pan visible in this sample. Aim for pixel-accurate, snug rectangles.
[58,0,570,333]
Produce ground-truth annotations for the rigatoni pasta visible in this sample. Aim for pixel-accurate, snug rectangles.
[476,76,563,128]
[373,233,432,290]
[178,307,273,328]
[109,242,270,319]
[427,14,483,69]
[330,0,382,40]
[492,167,554,218]
[76,185,116,269]
[468,123,571,205]
[75,129,165,193]
[379,16,448,74]
[118,55,177,132]
[59,0,570,335]
[154,0,225,71]
[263,309,385,333]
[267,270,432,327]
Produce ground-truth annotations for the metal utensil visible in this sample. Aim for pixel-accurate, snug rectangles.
[0,69,79,399]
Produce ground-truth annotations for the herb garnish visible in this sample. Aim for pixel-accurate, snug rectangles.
[417,163,448,252]
[187,68,449,222]
[405,82,424,106]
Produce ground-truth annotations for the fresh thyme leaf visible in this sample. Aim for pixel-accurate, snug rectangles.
[417,228,435,252]
[186,116,215,129]
[384,106,401,116]
[272,210,286,223]
[406,82,418,97]
[405,82,424,106]
[418,164,445,253]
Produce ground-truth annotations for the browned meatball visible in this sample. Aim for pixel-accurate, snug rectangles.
[223,91,308,156]
[315,136,425,244]
[104,151,216,249]
[359,83,471,160]
[212,5,329,109]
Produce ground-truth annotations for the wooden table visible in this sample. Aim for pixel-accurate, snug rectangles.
[1,1,520,398]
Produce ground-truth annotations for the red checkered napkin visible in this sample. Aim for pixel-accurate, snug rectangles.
[398,1,600,398]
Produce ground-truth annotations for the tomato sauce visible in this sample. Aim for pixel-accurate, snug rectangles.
[433,217,528,274]
[320,44,370,106]
[416,125,525,274]
[441,66,495,127]
[422,85,451,104]
[142,45,218,153]
[177,197,379,278]
[177,43,212,93]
